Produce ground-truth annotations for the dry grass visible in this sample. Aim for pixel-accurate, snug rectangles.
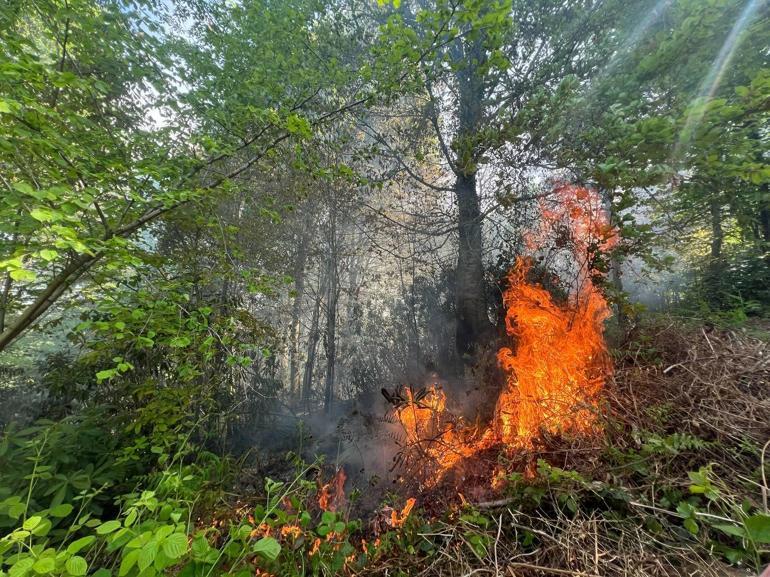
[360,319,769,577]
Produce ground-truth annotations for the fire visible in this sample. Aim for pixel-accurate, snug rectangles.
[393,182,616,485]
[318,467,347,512]
[389,497,416,528]
[493,183,616,447]
[280,524,302,539]
[395,386,479,474]
[494,256,611,446]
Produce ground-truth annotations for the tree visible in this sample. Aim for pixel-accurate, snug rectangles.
[0,0,379,353]
[375,0,639,359]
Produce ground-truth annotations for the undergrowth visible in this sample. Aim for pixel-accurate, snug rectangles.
[1,319,768,577]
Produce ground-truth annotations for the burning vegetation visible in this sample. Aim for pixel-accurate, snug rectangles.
[390,184,617,491]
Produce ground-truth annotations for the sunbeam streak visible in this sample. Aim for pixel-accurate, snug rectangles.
[596,0,673,83]
[674,0,763,161]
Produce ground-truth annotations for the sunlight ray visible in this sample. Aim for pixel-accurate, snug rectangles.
[674,0,762,162]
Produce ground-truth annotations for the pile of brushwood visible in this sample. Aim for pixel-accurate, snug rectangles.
[0,317,767,577]
[357,318,770,576]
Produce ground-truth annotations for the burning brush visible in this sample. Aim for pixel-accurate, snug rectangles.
[387,183,617,492]
[381,385,432,410]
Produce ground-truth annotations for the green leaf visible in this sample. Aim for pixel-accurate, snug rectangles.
[0,99,11,113]
[32,518,52,536]
[65,556,88,576]
[168,336,191,348]
[23,516,42,530]
[252,537,280,561]
[32,558,55,574]
[96,520,122,534]
[96,369,117,383]
[12,182,33,194]
[161,533,188,559]
[714,523,746,538]
[10,269,37,282]
[10,558,35,577]
[118,550,139,577]
[745,514,770,543]
[29,208,61,223]
[67,536,96,554]
[138,542,158,572]
[39,250,59,262]
[285,114,312,139]
[50,503,73,518]
[124,509,137,527]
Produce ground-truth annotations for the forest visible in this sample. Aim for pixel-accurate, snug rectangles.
[0,0,769,575]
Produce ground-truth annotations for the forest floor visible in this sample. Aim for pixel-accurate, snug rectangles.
[3,316,766,577]
[220,317,770,576]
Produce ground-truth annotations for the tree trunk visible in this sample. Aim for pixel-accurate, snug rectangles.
[760,202,770,271]
[600,187,627,331]
[452,38,492,360]
[301,270,326,409]
[454,172,491,357]
[710,200,723,259]
[0,253,101,352]
[399,258,422,380]
[288,217,311,400]
[0,273,11,334]
[323,202,338,414]
[706,198,727,308]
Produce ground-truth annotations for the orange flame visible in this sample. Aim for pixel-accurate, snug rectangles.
[389,497,416,528]
[318,467,347,512]
[393,183,616,485]
[395,386,479,479]
[494,255,611,446]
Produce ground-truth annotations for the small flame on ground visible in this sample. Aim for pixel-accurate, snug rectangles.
[394,183,617,487]
[389,497,416,528]
[395,387,479,475]
[318,467,347,512]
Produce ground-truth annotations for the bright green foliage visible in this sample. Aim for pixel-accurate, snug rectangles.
[0,0,203,350]
[0,416,426,577]
[0,0,370,353]
[559,0,770,313]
